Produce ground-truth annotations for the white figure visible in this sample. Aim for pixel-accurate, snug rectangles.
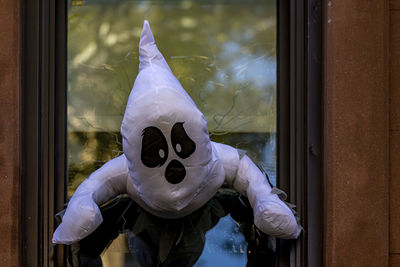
[53,21,302,245]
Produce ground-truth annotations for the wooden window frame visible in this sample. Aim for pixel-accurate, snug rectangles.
[21,0,322,266]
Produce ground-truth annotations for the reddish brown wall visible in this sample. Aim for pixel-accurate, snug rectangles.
[390,0,400,265]
[0,1,397,266]
[324,0,390,266]
[0,1,20,267]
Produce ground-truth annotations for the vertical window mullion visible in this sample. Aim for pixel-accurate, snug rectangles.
[306,0,323,266]
[22,1,40,266]
[22,0,68,266]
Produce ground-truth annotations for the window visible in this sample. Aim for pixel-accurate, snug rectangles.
[21,0,322,266]
[67,1,277,266]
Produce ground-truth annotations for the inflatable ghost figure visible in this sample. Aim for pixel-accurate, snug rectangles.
[53,21,302,245]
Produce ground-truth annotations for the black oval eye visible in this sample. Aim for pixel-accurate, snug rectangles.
[171,122,196,159]
[141,127,168,168]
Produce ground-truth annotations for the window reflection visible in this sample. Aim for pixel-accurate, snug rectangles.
[68,0,276,266]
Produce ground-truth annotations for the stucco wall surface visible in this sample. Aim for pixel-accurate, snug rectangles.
[0,1,20,267]
[324,0,390,266]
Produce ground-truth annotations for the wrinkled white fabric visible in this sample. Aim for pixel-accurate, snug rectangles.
[53,155,129,245]
[212,142,301,239]
[52,20,301,245]
[121,21,225,216]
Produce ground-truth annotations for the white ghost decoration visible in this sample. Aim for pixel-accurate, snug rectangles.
[53,21,302,245]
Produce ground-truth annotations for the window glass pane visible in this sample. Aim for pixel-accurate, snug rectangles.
[67,0,276,266]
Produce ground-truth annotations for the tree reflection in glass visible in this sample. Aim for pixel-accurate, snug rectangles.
[67,0,277,266]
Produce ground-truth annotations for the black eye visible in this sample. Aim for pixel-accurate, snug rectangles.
[141,127,168,168]
[171,122,196,159]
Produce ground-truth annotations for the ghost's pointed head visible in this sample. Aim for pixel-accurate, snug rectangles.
[121,21,212,214]
[138,20,173,74]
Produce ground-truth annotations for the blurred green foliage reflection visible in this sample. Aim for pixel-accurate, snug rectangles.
[68,0,276,265]
[68,0,276,193]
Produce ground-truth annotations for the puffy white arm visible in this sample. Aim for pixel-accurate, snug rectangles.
[52,154,129,245]
[212,142,301,239]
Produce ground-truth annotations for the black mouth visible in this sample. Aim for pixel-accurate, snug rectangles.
[165,159,186,184]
